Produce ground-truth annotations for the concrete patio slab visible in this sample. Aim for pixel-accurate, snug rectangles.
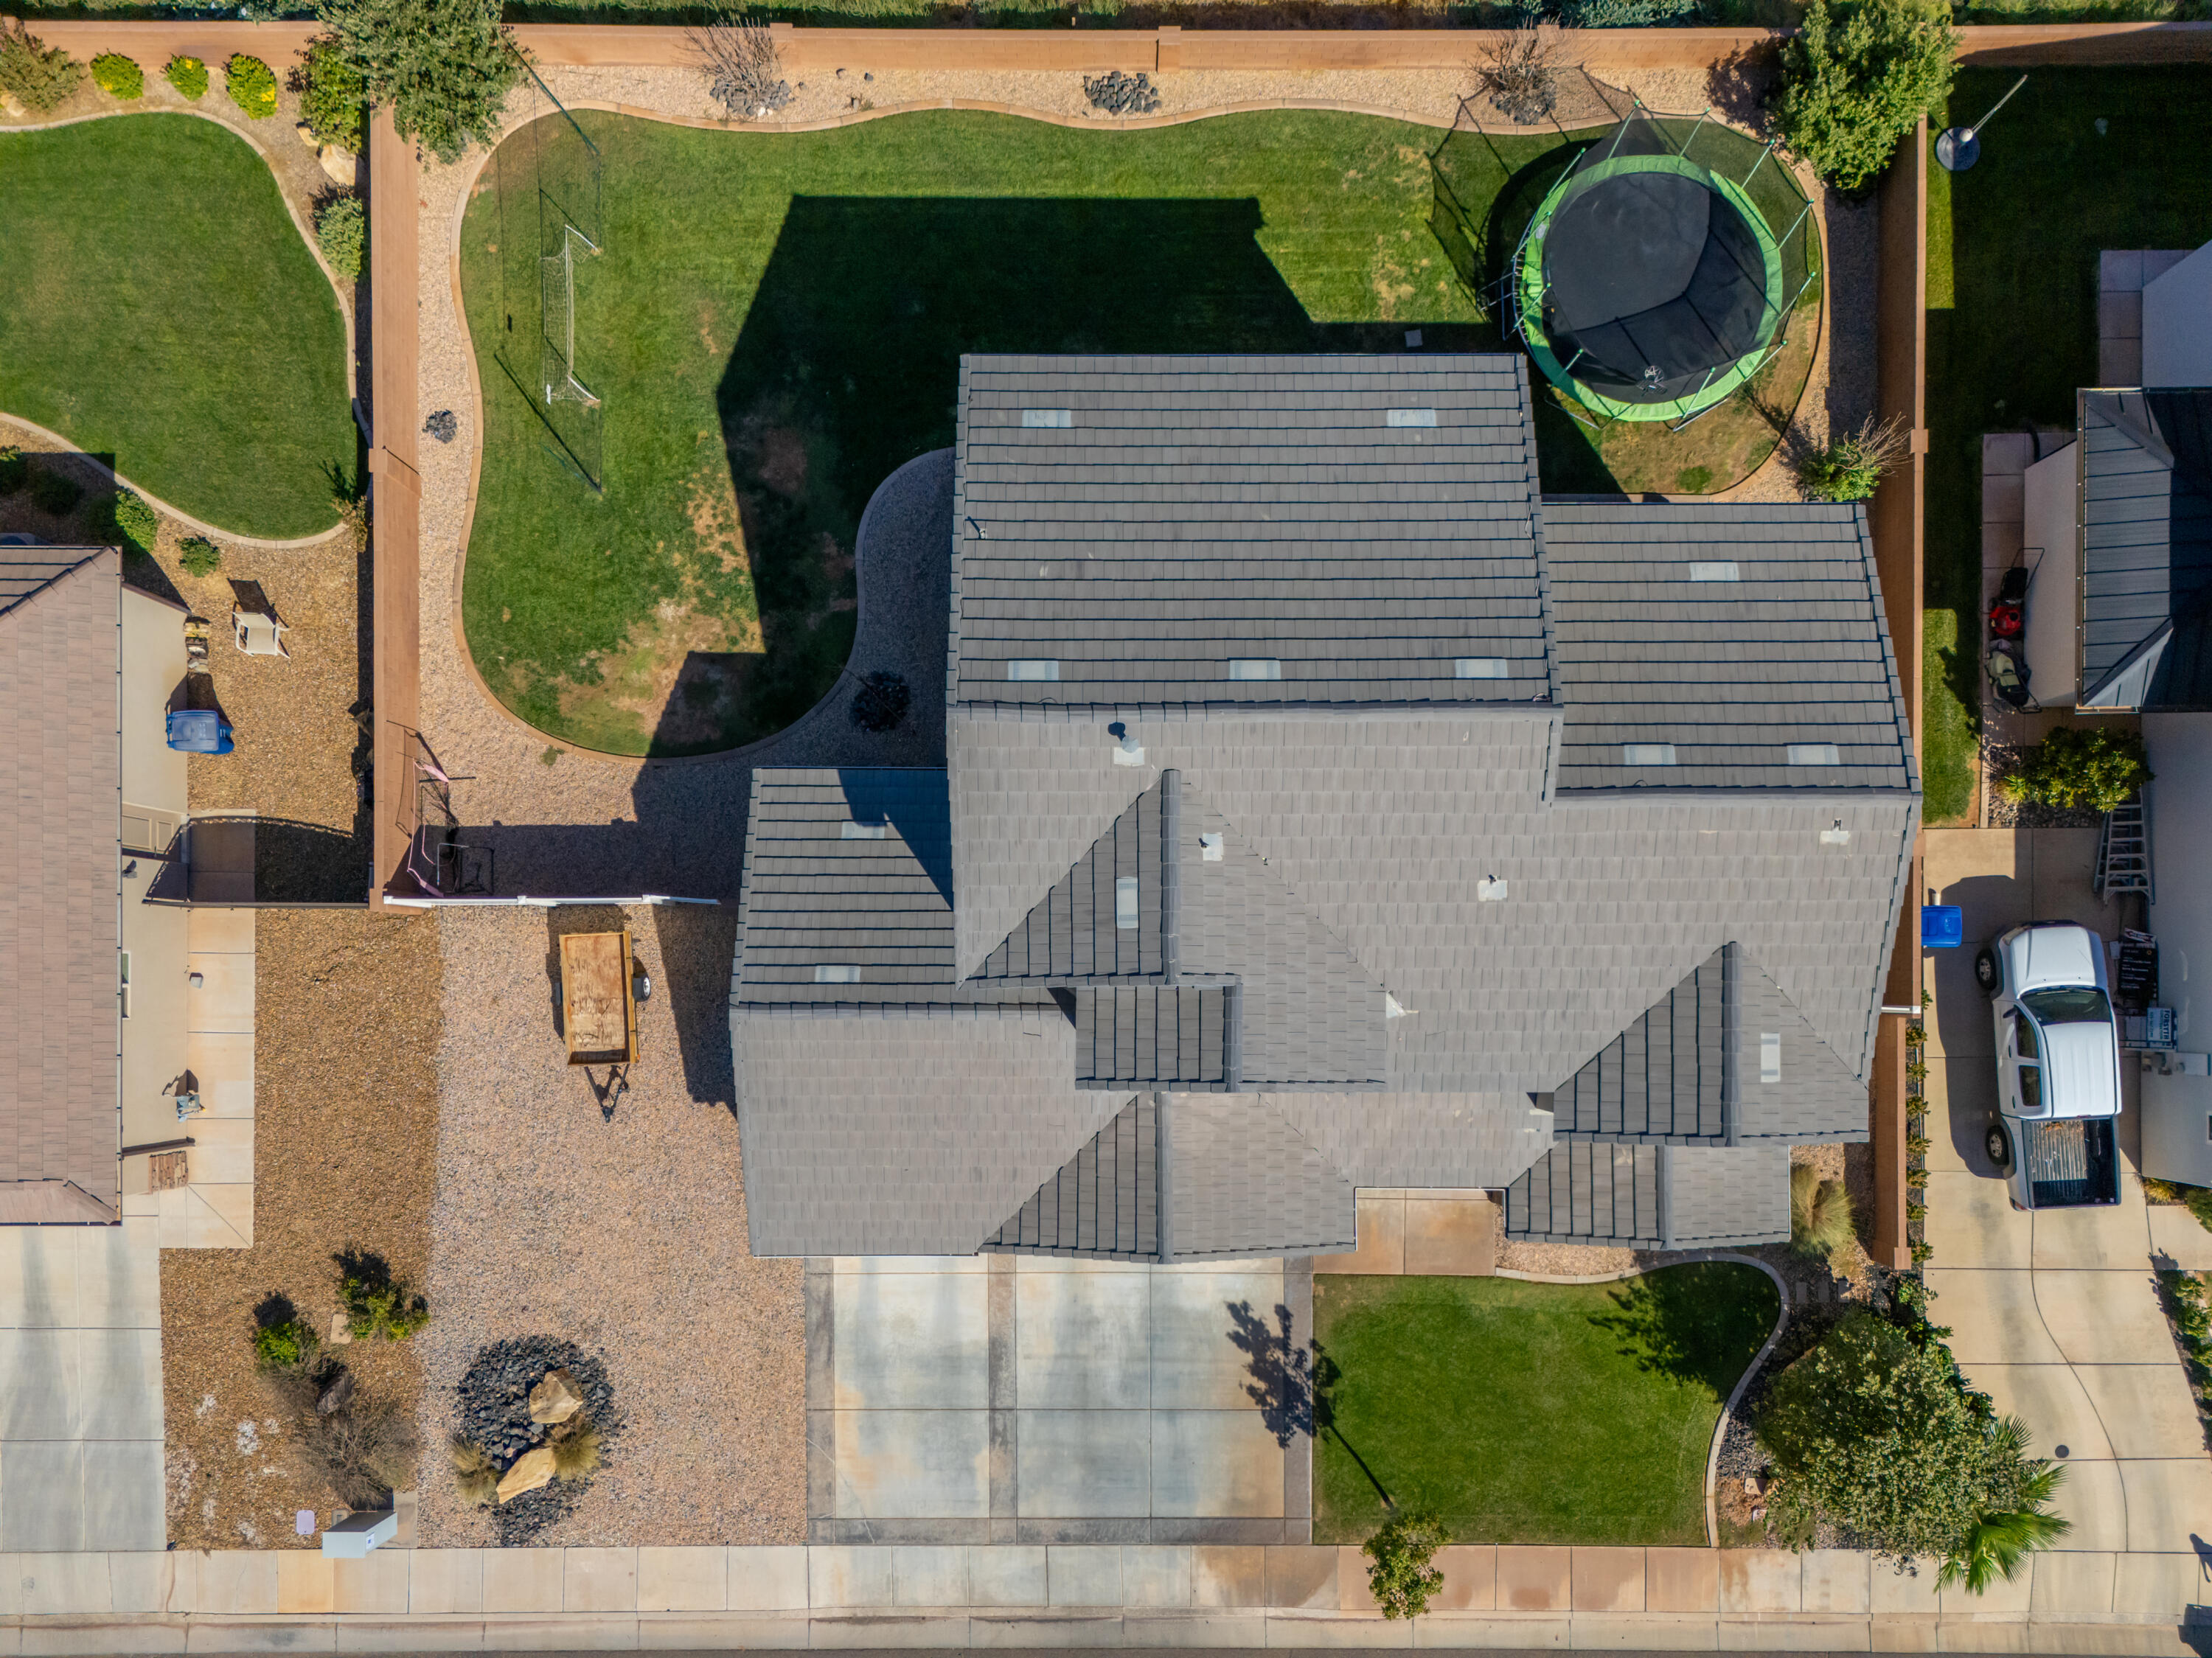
[1313,1195,1404,1276]
[1017,1411,1150,1518]
[1402,1196,1496,1276]
[1924,1172,2031,1269]
[185,1031,255,1118]
[1017,1269,1148,1411]
[1972,1365,2114,1462]
[832,1269,987,1411]
[1150,1270,1282,1410]
[2074,1366,2205,1460]
[1150,1410,1284,1517]
[2149,1205,2212,1269]
[835,1409,990,1520]
[1924,1269,2064,1365]
[2033,1271,2175,1365]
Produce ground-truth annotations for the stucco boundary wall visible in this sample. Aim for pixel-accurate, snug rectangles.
[15,17,2212,69]
[0,1542,2204,1648]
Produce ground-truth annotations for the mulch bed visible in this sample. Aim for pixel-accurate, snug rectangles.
[159,910,442,1549]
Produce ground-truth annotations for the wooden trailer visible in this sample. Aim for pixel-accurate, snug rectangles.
[559,930,638,1065]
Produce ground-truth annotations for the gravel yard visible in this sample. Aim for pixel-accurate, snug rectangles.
[160,910,442,1550]
[414,906,804,1547]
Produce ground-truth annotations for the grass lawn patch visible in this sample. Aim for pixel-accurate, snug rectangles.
[1923,69,2212,823]
[1312,1264,1777,1547]
[0,114,352,540]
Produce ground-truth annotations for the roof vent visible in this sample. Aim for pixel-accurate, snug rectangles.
[1476,875,1508,902]
[1228,658,1281,681]
[1787,743,1841,766]
[840,821,888,840]
[1021,408,1071,428]
[1820,819,1852,847]
[1689,561,1742,582]
[1454,658,1508,680]
[813,965,863,984]
[1198,832,1224,862]
[1386,408,1437,428]
[1115,876,1139,930]
[1385,992,1411,1018]
[1006,659,1060,683]
[1759,1032,1781,1084]
[1110,722,1145,767]
[1623,743,1678,766]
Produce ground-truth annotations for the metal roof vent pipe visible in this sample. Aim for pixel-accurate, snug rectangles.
[1110,721,1146,767]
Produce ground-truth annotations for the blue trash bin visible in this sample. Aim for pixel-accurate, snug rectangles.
[166,709,234,755]
[1921,904,1963,950]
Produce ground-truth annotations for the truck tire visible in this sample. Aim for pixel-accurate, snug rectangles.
[1986,1124,2011,1168]
[1975,947,2001,995]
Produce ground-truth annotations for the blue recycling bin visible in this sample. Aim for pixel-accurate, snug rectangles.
[166,709,234,755]
[1921,904,1964,950]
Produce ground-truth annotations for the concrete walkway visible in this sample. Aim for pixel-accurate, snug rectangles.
[1923,826,2212,1589]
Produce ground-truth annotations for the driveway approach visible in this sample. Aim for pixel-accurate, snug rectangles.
[1923,827,2212,1603]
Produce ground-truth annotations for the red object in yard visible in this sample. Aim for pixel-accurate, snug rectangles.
[1989,599,2024,638]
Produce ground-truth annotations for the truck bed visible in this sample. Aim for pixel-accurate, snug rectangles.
[2023,1117,2119,1208]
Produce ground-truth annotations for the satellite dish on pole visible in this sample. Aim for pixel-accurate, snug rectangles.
[1937,74,2028,172]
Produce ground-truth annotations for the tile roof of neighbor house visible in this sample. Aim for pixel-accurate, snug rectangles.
[731,355,1918,1261]
[2079,389,2212,710]
[0,549,121,1225]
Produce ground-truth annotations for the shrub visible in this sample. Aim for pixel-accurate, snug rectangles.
[296,40,366,150]
[0,20,84,113]
[164,55,209,100]
[1772,0,1956,193]
[291,1389,420,1506]
[2190,1187,2212,1237]
[252,1316,320,1370]
[1363,1511,1448,1620]
[1790,1163,1855,1261]
[1798,412,1910,502]
[335,1247,430,1340]
[1562,0,1697,22]
[316,0,524,164]
[30,465,83,517]
[0,445,27,496]
[551,1416,601,1480]
[1475,23,1570,126]
[226,53,278,119]
[91,52,144,100]
[449,1435,498,1507]
[1759,1309,2069,1575]
[1998,726,2152,815]
[316,194,366,281]
[108,488,159,555]
[178,536,223,577]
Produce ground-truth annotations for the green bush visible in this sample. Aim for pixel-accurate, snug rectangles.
[1773,0,1956,193]
[179,536,222,577]
[316,194,366,281]
[1998,725,2152,815]
[1759,1309,2069,1578]
[30,465,83,516]
[0,19,86,114]
[1363,1511,1447,1620]
[2188,1188,2212,1238]
[335,1248,431,1341]
[0,445,27,496]
[226,53,278,119]
[297,41,366,150]
[252,1316,320,1370]
[164,55,209,100]
[109,488,158,555]
[91,52,144,100]
[1790,1162,1855,1261]
[1799,413,1910,502]
[316,0,524,164]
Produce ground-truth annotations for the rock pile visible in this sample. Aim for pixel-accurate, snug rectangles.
[453,1337,617,1544]
[1082,72,1162,116]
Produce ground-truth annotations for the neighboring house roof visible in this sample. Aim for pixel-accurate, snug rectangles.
[0,549,121,1223]
[731,355,1918,1261]
[1544,501,1916,793]
[1503,1142,1790,1249]
[2079,389,2212,711]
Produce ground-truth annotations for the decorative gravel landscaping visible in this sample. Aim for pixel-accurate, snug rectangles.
[1312,1264,1778,1547]
[0,114,354,540]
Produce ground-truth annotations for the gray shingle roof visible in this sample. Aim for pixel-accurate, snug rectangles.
[1267,1090,1554,1190]
[2079,389,2212,710]
[1543,501,1917,793]
[1074,988,1230,1089]
[1504,1142,1790,1247]
[950,355,1552,709]
[0,551,120,1220]
[1165,1094,1356,1260]
[984,1093,1158,1260]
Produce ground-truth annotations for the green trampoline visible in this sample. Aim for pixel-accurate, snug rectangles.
[1512,108,1819,426]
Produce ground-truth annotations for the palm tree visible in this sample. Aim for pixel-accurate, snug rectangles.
[1938,1418,2072,1594]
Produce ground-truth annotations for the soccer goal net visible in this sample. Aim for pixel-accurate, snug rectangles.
[541,223,601,408]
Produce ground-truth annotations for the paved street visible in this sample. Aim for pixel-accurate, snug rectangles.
[1923,826,2212,1583]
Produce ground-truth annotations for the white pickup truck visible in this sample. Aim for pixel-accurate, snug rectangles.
[1975,922,2124,1211]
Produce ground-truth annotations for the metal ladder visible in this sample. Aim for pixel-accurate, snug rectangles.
[2094,790,2153,899]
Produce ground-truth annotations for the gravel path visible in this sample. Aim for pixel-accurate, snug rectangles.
[415,906,804,1547]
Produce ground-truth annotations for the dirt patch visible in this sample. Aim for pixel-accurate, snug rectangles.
[753,425,811,500]
[686,458,750,579]
[160,910,442,1549]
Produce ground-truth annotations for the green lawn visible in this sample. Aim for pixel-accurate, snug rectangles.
[461,108,1640,755]
[1923,69,2212,822]
[0,115,352,541]
[1312,1264,1777,1547]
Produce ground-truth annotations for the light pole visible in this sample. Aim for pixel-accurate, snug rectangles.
[1936,74,2028,172]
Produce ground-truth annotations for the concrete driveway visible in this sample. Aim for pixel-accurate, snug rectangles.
[1923,826,2212,1600]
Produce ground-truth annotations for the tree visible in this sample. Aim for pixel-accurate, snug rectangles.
[1757,1309,2069,1584]
[1772,0,1956,193]
[1363,1511,1448,1620]
[1999,725,2152,815]
[315,0,522,164]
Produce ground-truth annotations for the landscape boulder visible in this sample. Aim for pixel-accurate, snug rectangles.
[529,1368,583,1425]
[495,1446,557,1503]
[315,1368,355,1416]
[318,145,355,186]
